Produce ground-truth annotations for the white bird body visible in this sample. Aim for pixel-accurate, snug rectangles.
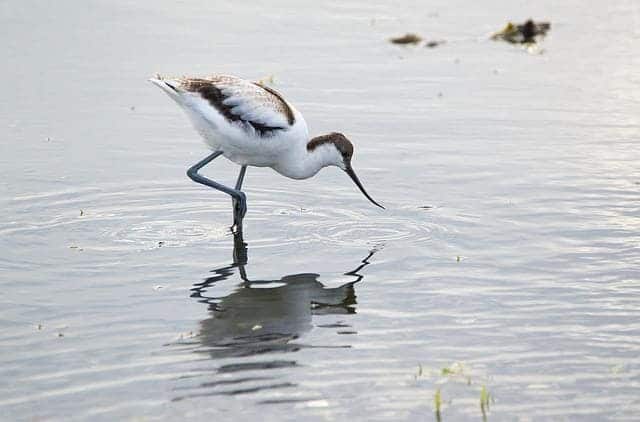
[150,75,342,179]
[150,73,383,230]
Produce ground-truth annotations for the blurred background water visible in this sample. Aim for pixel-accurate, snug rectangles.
[1,0,639,420]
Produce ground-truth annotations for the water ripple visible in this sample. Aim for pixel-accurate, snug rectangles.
[2,181,448,255]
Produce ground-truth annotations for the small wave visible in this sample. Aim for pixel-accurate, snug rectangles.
[3,180,448,256]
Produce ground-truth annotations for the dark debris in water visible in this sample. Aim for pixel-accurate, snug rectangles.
[425,40,446,48]
[390,33,423,45]
[491,19,550,44]
[390,34,447,49]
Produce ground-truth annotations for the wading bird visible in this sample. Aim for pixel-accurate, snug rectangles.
[150,74,383,231]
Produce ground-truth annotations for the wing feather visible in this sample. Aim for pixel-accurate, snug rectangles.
[178,75,295,135]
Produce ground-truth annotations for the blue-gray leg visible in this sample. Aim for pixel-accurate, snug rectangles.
[235,165,247,190]
[233,165,248,231]
[187,151,247,231]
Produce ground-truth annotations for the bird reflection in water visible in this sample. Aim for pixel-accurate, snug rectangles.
[189,232,378,359]
[172,233,378,402]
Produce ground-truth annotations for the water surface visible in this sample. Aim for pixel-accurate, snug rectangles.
[1,0,639,420]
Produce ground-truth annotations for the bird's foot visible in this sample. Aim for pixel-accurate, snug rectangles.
[232,192,247,232]
[233,192,247,219]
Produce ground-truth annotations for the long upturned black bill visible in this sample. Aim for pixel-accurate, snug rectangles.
[344,166,385,209]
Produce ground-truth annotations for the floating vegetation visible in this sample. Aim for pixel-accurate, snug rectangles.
[610,364,626,374]
[413,363,424,380]
[415,362,491,419]
[441,366,456,376]
[491,19,550,44]
[434,388,442,421]
[390,33,423,45]
[480,385,492,417]
[441,362,470,384]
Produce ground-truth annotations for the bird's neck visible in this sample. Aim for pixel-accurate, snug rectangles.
[275,137,338,180]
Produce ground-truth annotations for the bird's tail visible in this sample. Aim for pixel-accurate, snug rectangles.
[148,74,184,101]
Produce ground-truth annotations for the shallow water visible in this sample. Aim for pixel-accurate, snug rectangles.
[2,0,640,420]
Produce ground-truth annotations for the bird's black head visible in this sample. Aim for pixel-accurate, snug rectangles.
[307,132,383,209]
[307,132,353,167]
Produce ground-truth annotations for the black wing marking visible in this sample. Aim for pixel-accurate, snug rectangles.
[181,77,291,136]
